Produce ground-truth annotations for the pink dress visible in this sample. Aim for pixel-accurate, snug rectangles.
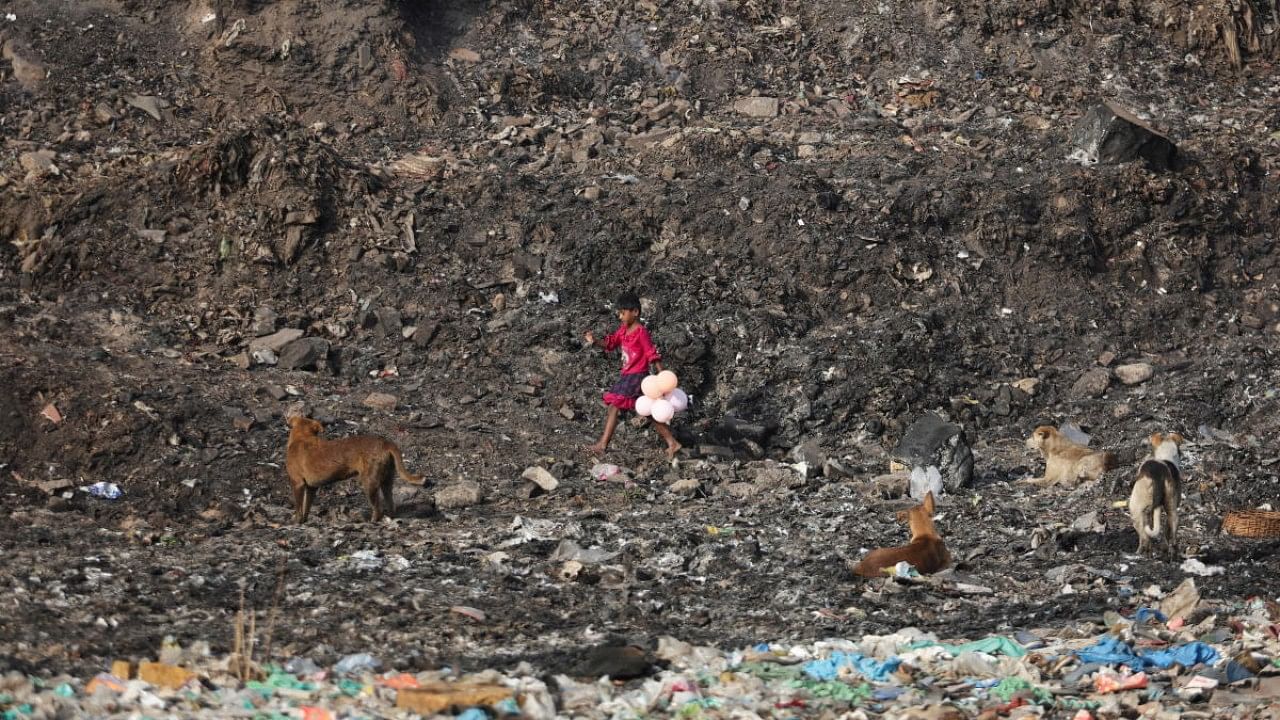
[601,323,661,410]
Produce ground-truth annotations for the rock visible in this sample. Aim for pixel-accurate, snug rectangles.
[521,466,559,493]
[1013,378,1040,395]
[734,96,779,118]
[249,328,304,353]
[872,473,910,499]
[435,481,483,509]
[891,413,975,492]
[137,661,196,689]
[1114,362,1154,385]
[277,338,329,371]
[363,392,397,411]
[448,47,481,63]
[126,94,167,121]
[582,185,601,201]
[1071,101,1177,171]
[1070,368,1111,398]
[251,307,278,337]
[724,481,766,498]
[2,40,47,90]
[411,322,439,348]
[19,150,58,179]
[669,478,702,495]
[396,683,512,715]
[790,439,826,471]
[568,645,653,680]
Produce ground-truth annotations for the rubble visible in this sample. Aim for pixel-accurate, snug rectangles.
[891,413,974,492]
[1071,101,1178,171]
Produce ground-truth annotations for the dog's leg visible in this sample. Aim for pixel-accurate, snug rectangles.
[290,477,306,523]
[1166,504,1179,560]
[362,469,384,522]
[1131,510,1149,555]
[380,463,396,519]
[299,485,315,523]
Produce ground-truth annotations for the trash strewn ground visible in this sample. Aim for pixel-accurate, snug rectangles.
[3,0,1280,716]
[2,592,1278,718]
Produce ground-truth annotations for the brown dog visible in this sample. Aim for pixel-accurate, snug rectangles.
[853,492,951,577]
[1023,426,1117,487]
[1129,432,1183,559]
[285,416,425,523]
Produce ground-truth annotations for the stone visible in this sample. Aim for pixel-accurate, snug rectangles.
[396,683,512,715]
[724,481,766,498]
[137,661,196,689]
[277,338,329,371]
[1070,368,1111,398]
[251,307,278,336]
[568,645,653,680]
[890,412,975,491]
[447,47,482,63]
[411,322,439,348]
[125,94,167,121]
[872,473,909,499]
[1013,378,1040,395]
[19,150,58,178]
[363,392,397,411]
[734,96,780,118]
[521,466,559,492]
[3,40,47,90]
[435,481,483,509]
[1071,101,1177,171]
[669,478,701,495]
[1115,362,1154,385]
[248,328,303,353]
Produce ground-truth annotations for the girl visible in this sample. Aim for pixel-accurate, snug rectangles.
[584,292,682,458]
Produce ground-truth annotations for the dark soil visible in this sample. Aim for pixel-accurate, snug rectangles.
[2,0,1279,677]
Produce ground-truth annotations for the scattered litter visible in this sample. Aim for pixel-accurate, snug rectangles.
[85,482,122,499]
[1180,558,1225,576]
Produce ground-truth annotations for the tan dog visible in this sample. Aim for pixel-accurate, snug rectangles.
[285,416,425,523]
[1129,433,1183,559]
[1023,426,1118,487]
[853,492,951,577]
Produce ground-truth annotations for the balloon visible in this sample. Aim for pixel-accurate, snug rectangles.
[656,370,679,393]
[634,395,654,417]
[641,375,665,399]
[667,388,689,413]
[650,399,674,424]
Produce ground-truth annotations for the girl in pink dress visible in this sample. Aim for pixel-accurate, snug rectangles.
[583,292,682,458]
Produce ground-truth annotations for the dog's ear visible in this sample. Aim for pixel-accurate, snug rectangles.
[1149,432,1163,448]
[1038,427,1051,439]
[1168,432,1184,445]
[922,491,935,514]
[286,415,301,427]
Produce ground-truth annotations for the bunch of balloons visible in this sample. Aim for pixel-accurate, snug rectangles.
[634,370,688,424]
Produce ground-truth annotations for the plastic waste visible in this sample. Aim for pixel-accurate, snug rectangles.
[590,463,623,481]
[333,653,381,675]
[1075,636,1219,669]
[909,466,943,500]
[86,482,122,499]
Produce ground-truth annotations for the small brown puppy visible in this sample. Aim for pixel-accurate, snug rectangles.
[1129,432,1183,559]
[853,492,951,577]
[285,416,425,523]
[1023,426,1118,487]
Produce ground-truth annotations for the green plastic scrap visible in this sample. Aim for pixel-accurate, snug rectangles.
[789,680,873,704]
[1056,697,1101,710]
[990,677,1052,704]
[336,678,364,697]
[0,694,10,705]
[909,636,1027,658]
[2,705,34,720]
[53,684,74,698]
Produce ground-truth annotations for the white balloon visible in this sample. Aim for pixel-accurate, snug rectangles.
[634,395,654,417]
[651,399,674,424]
[667,388,689,413]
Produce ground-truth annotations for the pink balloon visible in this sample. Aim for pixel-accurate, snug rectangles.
[641,375,665,400]
[651,399,674,424]
[667,388,689,412]
[634,395,654,417]
[656,370,679,394]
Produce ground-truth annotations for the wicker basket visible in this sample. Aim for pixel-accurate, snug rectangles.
[1222,510,1280,539]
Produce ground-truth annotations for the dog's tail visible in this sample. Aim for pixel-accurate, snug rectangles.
[1146,506,1164,539]
[390,445,427,486]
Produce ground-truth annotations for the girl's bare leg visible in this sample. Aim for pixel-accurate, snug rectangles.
[587,405,620,454]
[652,421,682,458]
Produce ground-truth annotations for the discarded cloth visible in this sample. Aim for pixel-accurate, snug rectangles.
[1133,607,1167,624]
[803,652,901,682]
[1074,636,1219,670]
[908,636,1028,658]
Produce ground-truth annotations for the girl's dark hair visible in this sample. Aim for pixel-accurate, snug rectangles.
[616,292,641,311]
